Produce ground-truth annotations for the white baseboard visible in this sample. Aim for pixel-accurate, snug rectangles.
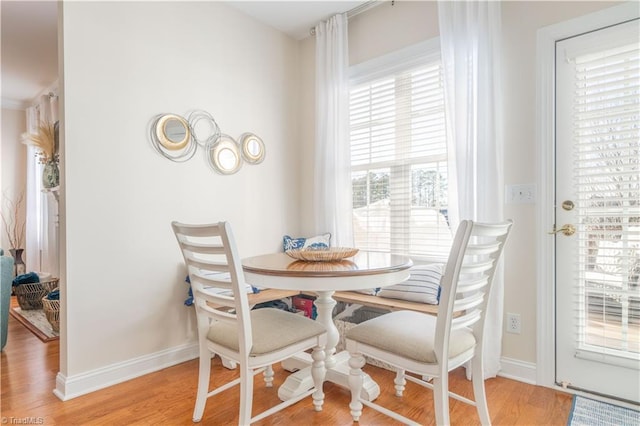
[53,343,199,401]
[498,356,537,385]
[51,347,537,401]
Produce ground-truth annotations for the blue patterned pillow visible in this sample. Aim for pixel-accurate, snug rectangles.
[283,233,331,251]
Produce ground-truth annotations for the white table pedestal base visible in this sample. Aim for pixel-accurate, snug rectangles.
[281,353,310,373]
[242,252,412,406]
[278,351,380,402]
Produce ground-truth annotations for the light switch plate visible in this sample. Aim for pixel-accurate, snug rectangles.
[505,184,536,204]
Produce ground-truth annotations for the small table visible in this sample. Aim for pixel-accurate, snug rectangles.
[242,251,412,401]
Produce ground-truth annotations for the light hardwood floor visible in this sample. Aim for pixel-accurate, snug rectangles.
[1,300,573,425]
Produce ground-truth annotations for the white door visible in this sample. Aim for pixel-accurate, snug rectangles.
[555,19,640,403]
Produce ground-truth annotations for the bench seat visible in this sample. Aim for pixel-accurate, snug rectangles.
[301,290,439,315]
[213,289,439,315]
[332,291,439,315]
[208,289,301,310]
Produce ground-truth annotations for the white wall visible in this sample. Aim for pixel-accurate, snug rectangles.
[58,1,301,396]
[0,108,27,252]
[299,0,618,374]
[501,0,618,365]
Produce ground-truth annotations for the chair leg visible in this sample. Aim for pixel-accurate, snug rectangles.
[311,346,326,412]
[394,368,406,397]
[433,372,450,426]
[238,364,254,426]
[472,356,491,425]
[263,364,274,388]
[193,348,212,422]
[348,353,366,422]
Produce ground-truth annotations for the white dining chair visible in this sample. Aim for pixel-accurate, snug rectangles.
[171,221,327,424]
[346,219,513,425]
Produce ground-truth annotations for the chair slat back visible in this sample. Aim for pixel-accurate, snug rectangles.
[435,220,512,362]
[172,221,252,357]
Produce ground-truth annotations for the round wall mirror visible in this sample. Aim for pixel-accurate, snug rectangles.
[155,114,190,151]
[240,133,265,164]
[208,135,242,175]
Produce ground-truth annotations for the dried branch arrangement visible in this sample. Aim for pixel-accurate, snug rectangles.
[1,191,25,249]
[22,121,58,164]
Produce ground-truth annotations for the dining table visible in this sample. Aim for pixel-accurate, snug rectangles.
[242,250,412,402]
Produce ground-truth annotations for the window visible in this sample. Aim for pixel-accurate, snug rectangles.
[349,41,452,260]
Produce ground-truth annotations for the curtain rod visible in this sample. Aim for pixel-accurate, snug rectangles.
[309,0,391,36]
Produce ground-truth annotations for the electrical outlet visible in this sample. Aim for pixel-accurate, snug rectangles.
[506,313,521,334]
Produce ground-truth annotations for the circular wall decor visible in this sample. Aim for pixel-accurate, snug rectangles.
[187,110,220,147]
[156,114,191,150]
[208,135,242,175]
[239,132,265,164]
[149,113,196,162]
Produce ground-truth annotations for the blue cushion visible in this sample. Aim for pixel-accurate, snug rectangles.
[283,233,331,251]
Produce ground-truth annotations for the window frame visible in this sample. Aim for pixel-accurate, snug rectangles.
[349,38,451,262]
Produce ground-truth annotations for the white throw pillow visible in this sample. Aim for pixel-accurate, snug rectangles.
[377,263,443,304]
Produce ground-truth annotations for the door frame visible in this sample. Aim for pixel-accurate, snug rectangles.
[536,2,640,390]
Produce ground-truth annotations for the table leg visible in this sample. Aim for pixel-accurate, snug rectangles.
[277,291,380,402]
[315,291,338,367]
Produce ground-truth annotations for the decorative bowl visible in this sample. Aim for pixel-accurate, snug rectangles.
[285,247,359,262]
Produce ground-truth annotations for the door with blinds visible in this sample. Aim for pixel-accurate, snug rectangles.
[555,19,640,402]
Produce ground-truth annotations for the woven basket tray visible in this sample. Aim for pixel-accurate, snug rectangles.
[13,278,60,310]
[285,247,359,262]
[42,294,60,332]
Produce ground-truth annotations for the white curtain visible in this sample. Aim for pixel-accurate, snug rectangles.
[438,1,504,378]
[25,106,42,273]
[313,13,353,247]
[25,94,59,276]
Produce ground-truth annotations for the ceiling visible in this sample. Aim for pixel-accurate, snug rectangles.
[227,1,365,40]
[1,1,58,110]
[0,1,367,110]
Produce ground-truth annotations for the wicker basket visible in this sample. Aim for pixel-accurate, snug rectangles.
[42,293,60,332]
[285,247,359,262]
[334,306,394,372]
[41,278,59,293]
[13,278,59,310]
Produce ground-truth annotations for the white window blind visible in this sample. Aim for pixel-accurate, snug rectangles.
[350,42,452,260]
[572,37,640,360]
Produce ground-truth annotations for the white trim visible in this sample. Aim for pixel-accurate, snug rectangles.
[498,357,537,385]
[1,81,60,111]
[31,80,59,107]
[349,38,441,84]
[1,98,29,110]
[53,343,198,401]
[535,1,640,389]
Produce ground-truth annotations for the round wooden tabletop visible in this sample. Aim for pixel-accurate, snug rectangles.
[242,251,412,278]
[242,251,412,292]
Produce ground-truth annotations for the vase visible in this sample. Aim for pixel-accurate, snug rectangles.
[42,160,60,189]
[9,248,25,276]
